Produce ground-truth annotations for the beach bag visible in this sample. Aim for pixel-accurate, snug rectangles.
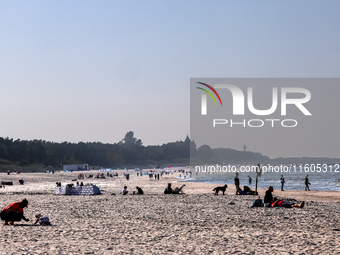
[250,199,262,208]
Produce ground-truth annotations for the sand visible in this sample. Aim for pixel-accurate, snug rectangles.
[0,170,340,254]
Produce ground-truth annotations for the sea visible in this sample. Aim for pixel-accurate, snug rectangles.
[179,164,340,191]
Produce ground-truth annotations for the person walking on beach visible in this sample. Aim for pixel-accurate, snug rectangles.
[305,175,311,191]
[234,173,240,195]
[248,176,252,185]
[280,175,285,191]
[1,199,30,225]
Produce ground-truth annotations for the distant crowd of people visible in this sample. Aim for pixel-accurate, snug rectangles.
[117,183,186,196]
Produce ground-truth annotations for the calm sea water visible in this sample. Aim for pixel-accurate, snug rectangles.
[181,165,340,191]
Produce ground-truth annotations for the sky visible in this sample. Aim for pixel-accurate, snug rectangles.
[0,1,339,157]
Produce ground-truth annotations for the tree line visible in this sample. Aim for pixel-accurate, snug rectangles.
[0,131,270,170]
[0,132,190,169]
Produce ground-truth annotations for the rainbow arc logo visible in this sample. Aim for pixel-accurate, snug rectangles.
[196,82,222,106]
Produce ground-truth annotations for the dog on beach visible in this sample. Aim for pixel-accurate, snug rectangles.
[213,184,228,195]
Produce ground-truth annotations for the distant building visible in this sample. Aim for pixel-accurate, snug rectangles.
[63,164,89,171]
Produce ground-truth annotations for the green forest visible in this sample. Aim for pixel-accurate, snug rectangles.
[0,131,271,172]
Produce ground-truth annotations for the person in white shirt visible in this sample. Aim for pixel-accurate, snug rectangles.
[122,186,128,195]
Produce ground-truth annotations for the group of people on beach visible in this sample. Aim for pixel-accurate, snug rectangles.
[0,199,50,226]
[235,173,257,195]
[164,183,186,194]
[118,183,186,195]
[280,174,311,191]
[121,186,144,195]
[263,186,305,208]
[237,173,312,194]
[235,172,305,208]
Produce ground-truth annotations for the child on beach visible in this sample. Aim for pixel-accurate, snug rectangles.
[122,186,128,195]
[34,214,51,225]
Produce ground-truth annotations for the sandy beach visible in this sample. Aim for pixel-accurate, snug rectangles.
[1,170,340,254]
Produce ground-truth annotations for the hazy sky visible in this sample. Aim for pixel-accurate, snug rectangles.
[1,1,339,154]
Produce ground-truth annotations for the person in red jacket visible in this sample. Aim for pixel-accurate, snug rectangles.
[1,199,30,225]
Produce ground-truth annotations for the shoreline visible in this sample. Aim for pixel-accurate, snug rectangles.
[1,170,340,202]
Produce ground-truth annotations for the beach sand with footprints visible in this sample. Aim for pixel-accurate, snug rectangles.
[1,170,340,254]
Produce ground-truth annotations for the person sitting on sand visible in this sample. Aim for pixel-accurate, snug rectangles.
[264,186,274,206]
[237,187,245,195]
[0,199,30,225]
[136,186,144,195]
[243,186,257,195]
[270,197,305,208]
[34,214,51,226]
[76,182,80,187]
[164,183,173,194]
[122,186,128,195]
[172,184,186,194]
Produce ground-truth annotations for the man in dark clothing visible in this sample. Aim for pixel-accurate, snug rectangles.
[264,186,274,204]
[234,173,240,195]
[164,183,173,194]
[136,186,144,195]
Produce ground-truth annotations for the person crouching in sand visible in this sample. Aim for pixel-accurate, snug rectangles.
[136,186,144,195]
[34,214,51,225]
[0,199,30,225]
